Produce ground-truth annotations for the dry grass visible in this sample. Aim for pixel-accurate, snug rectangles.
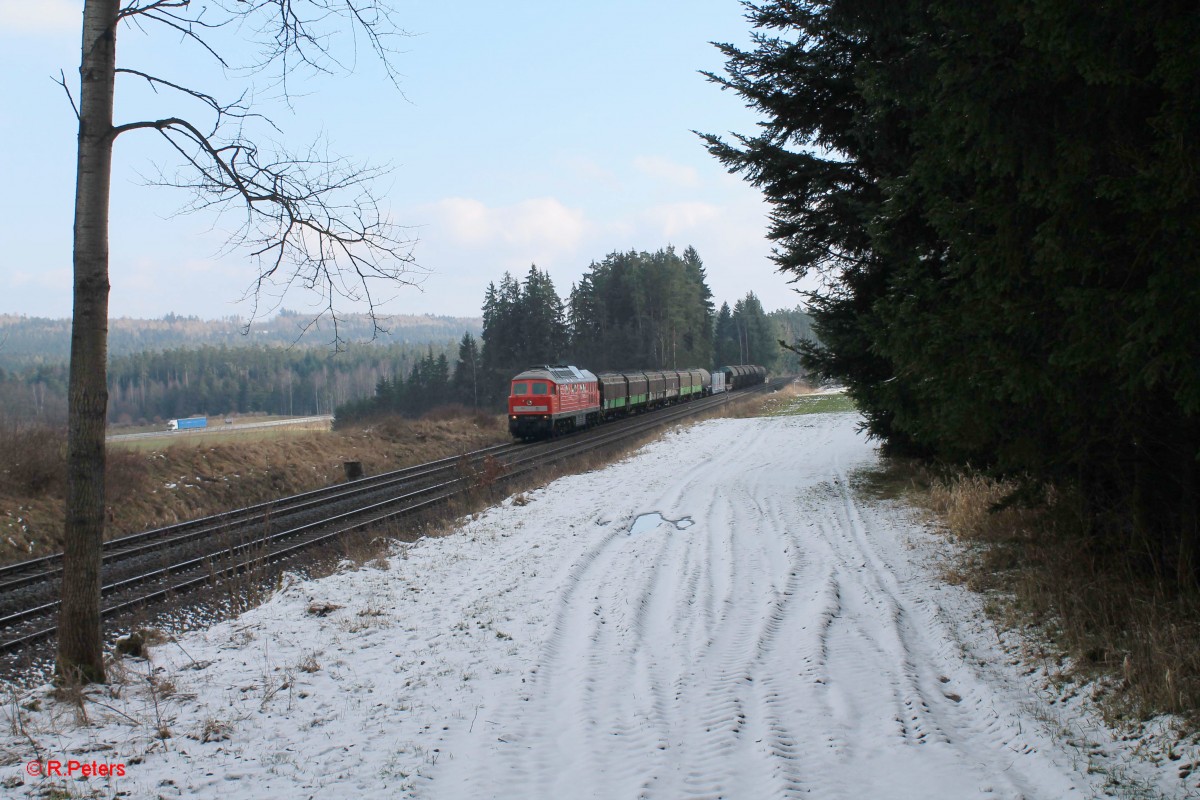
[0,413,508,565]
[0,426,67,497]
[725,379,843,419]
[916,468,1200,726]
[0,391,769,566]
[111,423,330,451]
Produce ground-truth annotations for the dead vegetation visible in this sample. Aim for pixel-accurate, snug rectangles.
[725,379,826,418]
[0,412,507,565]
[0,395,766,688]
[908,466,1200,726]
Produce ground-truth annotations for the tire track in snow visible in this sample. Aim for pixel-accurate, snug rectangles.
[422,415,1101,800]
[733,517,811,800]
[457,508,699,799]
[531,524,649,797]
[652,473,823,800]
[798,471,1086,798]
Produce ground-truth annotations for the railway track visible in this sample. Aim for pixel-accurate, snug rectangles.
[0,380,785,663]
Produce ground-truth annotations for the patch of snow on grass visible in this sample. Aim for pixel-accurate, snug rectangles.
[2,414,1195,799]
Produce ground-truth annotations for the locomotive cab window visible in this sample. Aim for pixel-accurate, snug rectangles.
[513,383,528,395]
[532,383,548,395]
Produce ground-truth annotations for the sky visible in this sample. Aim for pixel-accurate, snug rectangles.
[0,0,809,324]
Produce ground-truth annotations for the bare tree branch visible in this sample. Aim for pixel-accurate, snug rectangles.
[118,1,410,100]
[117,113,422,345]
[120,1,233,68]
[115,69,247,125]
[54,70,81,121]
[107,0,419,346]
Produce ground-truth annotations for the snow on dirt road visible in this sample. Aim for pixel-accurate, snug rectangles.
[3,410,1193,799]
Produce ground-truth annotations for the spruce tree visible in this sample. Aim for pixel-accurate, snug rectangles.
[451,333,481,408]
[706,0,1200,584]
[713,303,739,368]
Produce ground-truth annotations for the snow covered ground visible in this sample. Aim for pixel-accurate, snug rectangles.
[3,411,1197,799]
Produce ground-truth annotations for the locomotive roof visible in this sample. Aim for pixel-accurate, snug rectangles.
[513,365,596,382]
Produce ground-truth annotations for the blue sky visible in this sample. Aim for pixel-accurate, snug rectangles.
[0,1,808,323]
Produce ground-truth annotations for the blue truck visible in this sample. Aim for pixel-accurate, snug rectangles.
[167,417,207,431]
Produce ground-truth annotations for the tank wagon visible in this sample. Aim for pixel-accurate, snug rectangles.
[508,364,762,440]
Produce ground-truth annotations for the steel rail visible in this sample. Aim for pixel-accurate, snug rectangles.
[0,380,785,654]
[0,440,523,595]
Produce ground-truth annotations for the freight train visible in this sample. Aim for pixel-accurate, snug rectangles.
[507,364,767,439]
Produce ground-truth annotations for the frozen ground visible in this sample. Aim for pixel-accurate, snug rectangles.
[3,411,1197,799]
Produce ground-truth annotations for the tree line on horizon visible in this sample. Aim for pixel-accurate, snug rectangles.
[0,342,456,428]
[0,277,813,429]
[0,311,478,372]
[339,246,816,420]
[334,334,484,422]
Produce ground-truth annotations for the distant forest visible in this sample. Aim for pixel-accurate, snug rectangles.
[0,310,480,371]
[0,266,816,427]
[340,246,818,421]
[0,312,479,426]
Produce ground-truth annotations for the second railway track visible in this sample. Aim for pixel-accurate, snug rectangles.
[0,380,786,662]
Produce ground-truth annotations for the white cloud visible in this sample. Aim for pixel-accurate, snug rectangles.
[633,156,702,189]
[432,196,586,254]
[559,156,621,189]
[0,0,79,34]
[400,196,592,304]
[9,267,70,291]
[435,197,493,245]
[642,201,721,238]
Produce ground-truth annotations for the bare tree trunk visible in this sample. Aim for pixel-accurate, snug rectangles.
[57,0,119,684]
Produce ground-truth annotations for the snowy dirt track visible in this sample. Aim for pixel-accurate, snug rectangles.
[429,415,1088,800]
[4,411,1189,799]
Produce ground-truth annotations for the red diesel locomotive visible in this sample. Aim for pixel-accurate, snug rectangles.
[507,365,601,439]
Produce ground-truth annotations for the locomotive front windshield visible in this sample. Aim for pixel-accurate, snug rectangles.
[511,381,551,395]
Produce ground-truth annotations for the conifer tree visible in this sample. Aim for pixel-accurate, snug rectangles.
[713,302,739,368]
[566,247,716,370]
[518,266,567,365]
[705,0,1200,584]
[479,268,568,403]
[451,333,481,408]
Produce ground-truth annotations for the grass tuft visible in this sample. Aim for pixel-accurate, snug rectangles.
[727,380,854,419]
[0,411,509,565]
[916,467,1200,726]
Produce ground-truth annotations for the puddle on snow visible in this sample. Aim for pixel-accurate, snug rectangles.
[628,512,695,535]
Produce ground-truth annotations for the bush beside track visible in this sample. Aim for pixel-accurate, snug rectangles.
[0,413,509,565]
